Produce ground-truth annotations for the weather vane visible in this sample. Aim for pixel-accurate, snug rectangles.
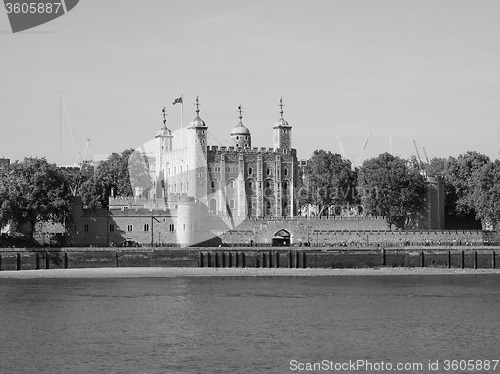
[162,107,167,126]
[195,96,200,115]
[238,104,243,120]
[279,97,284,117]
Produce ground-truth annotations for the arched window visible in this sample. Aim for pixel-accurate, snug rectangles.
[209,199,217,215]
[266,168,271,176]
[284,168,288,176]
[229,199,235,209]
[248,167,253,175]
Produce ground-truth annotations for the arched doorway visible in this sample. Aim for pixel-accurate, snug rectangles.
[272,229,290,246]
[209,198,217,215]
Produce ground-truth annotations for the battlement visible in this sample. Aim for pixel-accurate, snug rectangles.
[108,196,167,211]
[207,145,297,156]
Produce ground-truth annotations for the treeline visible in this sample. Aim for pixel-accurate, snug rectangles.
[0,150,135,239]
[1,149,499,239]
[299,150,500,230]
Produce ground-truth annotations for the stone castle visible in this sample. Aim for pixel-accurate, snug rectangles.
[61,98,446,248]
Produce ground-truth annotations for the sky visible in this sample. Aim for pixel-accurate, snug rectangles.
[1,0,500,166]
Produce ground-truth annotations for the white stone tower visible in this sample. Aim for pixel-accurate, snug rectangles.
[230,105,251,149]
[155,107,173,198]
[273,97,292,149]
[187,96,208,204]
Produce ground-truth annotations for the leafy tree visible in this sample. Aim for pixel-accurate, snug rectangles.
[470,160,500,229]
[300,150,356,216]
[358,153,427,229]
[446,151,490,215]
[0,158,72,238]
[80,149,149,208]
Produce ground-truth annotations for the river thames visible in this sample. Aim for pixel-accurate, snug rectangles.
[0,270,499,373]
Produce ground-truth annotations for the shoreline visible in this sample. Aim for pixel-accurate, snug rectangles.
[0,267,499,279]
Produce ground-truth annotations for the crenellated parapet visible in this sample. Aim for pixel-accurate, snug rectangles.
[207,146,297,156]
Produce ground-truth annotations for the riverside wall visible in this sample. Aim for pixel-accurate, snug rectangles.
[0,247,499,271]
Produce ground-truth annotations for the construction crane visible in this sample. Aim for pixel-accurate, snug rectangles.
[422,147,430,164]
[413,140,425,173]
[60,92,90,167]
[353,131,371,167]
[335,133,347,159]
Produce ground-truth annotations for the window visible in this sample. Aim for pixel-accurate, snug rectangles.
[283,182,288,190]
[284,168,288,176]
[144,224,149,232]
[109,224,115,232]
[236,136,239,140]
[84,224,89,233]
[127,225,133,232]
[248,167,253,175]
[229,199,235,209]
[180,182,183,191]
[227,179,235,189]
[267,168,271,176]
[266,181,270,188]
[169,224,175,232]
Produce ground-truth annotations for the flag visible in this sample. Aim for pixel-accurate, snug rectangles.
[173,97,183,105]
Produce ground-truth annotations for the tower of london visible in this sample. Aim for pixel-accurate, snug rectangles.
[151,97,299,220]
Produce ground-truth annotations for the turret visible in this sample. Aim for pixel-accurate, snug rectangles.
[230,105,251,149]
[155,107,173,197]
[187,96,208,202]
[273,97,292,150]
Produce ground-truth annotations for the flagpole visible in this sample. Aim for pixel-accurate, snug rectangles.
[181,95,184,149]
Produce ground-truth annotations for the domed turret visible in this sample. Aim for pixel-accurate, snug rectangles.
[231,105,251,148]
[189,115,206,128]
[273,97,292,149]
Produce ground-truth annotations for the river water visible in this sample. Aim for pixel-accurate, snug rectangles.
[0,274,499,373]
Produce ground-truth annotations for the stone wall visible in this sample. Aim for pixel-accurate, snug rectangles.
[1,247,498,271]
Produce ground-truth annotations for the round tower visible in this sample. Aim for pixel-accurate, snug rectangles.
[155,107,173,198]
[273,98,292,150]
[230,105,251,148]
[187,96,208,202]
[176,195,195,247]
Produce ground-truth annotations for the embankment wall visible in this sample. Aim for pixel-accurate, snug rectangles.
[0,247,499,271]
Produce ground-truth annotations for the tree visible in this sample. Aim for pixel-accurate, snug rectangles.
[358,153,427,229]
[80,149,146,208]
[0,158,72,238]
[446,151,490,215]
[300,150,356,216]
[470,160,500,229]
